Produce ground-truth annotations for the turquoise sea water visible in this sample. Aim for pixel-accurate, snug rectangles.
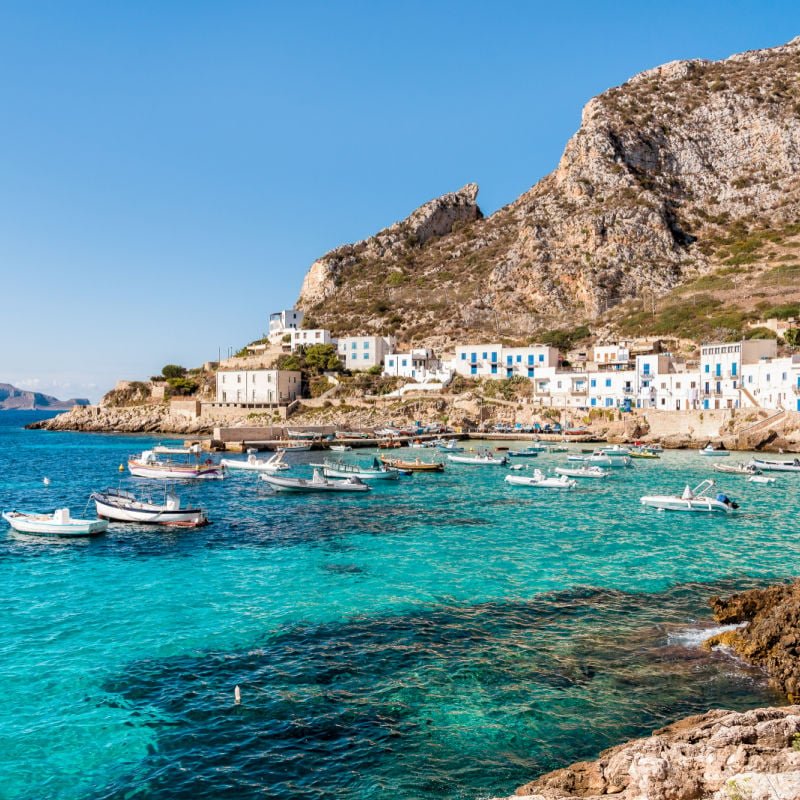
[0,412,795,799]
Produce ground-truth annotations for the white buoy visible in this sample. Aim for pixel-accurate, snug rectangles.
[234,685,241,704]
[43,477,51,486]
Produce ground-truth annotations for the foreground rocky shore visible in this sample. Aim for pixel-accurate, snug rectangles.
[498,581,800,800]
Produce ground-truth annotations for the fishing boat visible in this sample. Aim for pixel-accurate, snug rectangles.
[311,458,400,480]
[505,470,576,489]
[379,456,445,472]
[447,451,508,466]
[220,449,289,473]
[261,468,370,493]
[436,439,464,452]
[712,462,759,476]
[329,444,352,452]
[629,447,660,459]
[699,443,730,457]
[600,445,631,457]
[507,447,540,458]
[554,465,609,479]
[335,430,371,440]
[287,429,323,441]
[3,508,108,536]
[640,479,738,513]
[91,487,208,527]
[749,457,800,473]
[128,450,225,480]
[281,441,313,452]
[547,445,568,453]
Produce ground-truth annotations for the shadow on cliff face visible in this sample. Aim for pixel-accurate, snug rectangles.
[95,581,780,800]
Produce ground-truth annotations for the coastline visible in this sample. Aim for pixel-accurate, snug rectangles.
[496,580,800,800]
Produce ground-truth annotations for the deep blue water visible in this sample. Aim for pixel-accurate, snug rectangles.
[0,411,793,799]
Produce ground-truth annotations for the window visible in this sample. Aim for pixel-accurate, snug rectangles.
[516,355,522,363]
[491,352,497,362]
[482,352,487,359]
[605,378,611,387]
[471,353,477,363]
[731,363,737,376]
[364,341,369,349]
[605,398,613,407]
[590,398,597,407]
[506,355,513,365]
[470,366,477,375]
[590,379,596,388]
[704,364,710,373]
[460,353,466,360]
[401,359,407,367]
[490,365,497,374]
[527,368,534,377]
[351,342,356,349]
[506,369,513,377]
[528,355,534,365]
[538,354,544,362]
[388,359,394,367]
[643,363,650,374]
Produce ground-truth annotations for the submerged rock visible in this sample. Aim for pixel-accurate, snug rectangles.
[504,706,800,800]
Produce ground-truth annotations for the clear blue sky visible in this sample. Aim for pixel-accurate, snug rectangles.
[1,1,797,401]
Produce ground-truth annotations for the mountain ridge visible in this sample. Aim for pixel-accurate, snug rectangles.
[296,37,800,347]
[0,383,90,411]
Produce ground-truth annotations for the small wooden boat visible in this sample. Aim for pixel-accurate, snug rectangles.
[261,468,371,493]
[380,456,445,472]
[91,488,208,527]
[505,470,576,489]
[128,450,225,480]
[640,479,738,513]
[220,450,289,473]
[3,508,108,536]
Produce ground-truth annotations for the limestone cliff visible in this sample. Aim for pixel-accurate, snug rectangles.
[298,38,800,344]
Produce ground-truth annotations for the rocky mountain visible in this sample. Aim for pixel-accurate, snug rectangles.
[0,383,89,411]
[297,37,800,346]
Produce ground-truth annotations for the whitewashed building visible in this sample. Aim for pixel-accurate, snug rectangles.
[741,354,800,410]
[290,329,335,352]
[699,339,777,409]
[453,344,559,379]
[590,343,632,370]
[337,335,396,371]
[216,369,302,405]
[383,348,450,381]
[268,309,304,344]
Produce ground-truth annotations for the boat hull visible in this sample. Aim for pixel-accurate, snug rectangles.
[750,459,800,473]
[128,460,224,479]
[92,496,207,526]
[505,475,576,489]
[640,496,732,513]
[447,455,507,465]
[554,467,608,479]
[219,458,287,473]
[3,511,108,536]
[260,474,370,492]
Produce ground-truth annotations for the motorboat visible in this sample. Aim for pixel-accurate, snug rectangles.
[629,448,660,459]
[287,429,323,441]
[507,448,540,458]
[505,470,576,489]
[128,450,225,480]
[3,508,108,536]
[91,487,208,527]
[574,452,631,467]
[699,443,730,457]
[600,445,631,457]
[749,457,800,473]
[747,474,776,485]
[281,441,313,452]
[713,462,759,476]
[554,465,609,479]
[436,439,464,452]
[311,458,400,480]
[447,451,508,466]
[547,445,568,453]
[329,444,352,452]
[379,456,444,472]
[153,443,197,455]
[220,449,289,473]
[640,479,738,513]
[261,468,371,493]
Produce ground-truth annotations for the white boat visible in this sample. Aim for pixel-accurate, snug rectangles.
[153,443,199,455]
[91,487,208,527]
[220,450,289,473]
[374,428,401,438]
[128,450,225,480]
[640,479,738,513]
[505,470,576,489]
[547,445,568,453]
[713,462,759,476]
[572,452,630,467]
[749,457,800,473]
[281,442,313,452]
[3,508,108,536]
[329,444,352,452]
[436,440,464,452]
[600,445,631,456]
[447,451,508,466]
[287,429,323,441]
[699,444,730,457]
[554,465,609,479]
[747,474,776,485]
[311,458,400,480]
[261,468,371,493]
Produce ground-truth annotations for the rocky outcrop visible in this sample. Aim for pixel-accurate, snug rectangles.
[297,38,800,343]
[505,706,800,800]
[707,580,800,702]
[0,382,89,410]
[25,404,214,434]
[298,183,482,309]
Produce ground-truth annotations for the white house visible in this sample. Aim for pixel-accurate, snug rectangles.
[290,329,335,352]
[216,369,302,405]
[740,354,800,410]
[337,335,396,370]
[699,339,777,409]
[453,344,559,379]
[268,309,304,344]
[383,348,449,381]
[590,343,632,370]
[532,366,591,409]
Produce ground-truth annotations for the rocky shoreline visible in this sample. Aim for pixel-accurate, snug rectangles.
[497,581,800,800]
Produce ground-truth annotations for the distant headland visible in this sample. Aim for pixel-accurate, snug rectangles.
[0,382,89,411]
